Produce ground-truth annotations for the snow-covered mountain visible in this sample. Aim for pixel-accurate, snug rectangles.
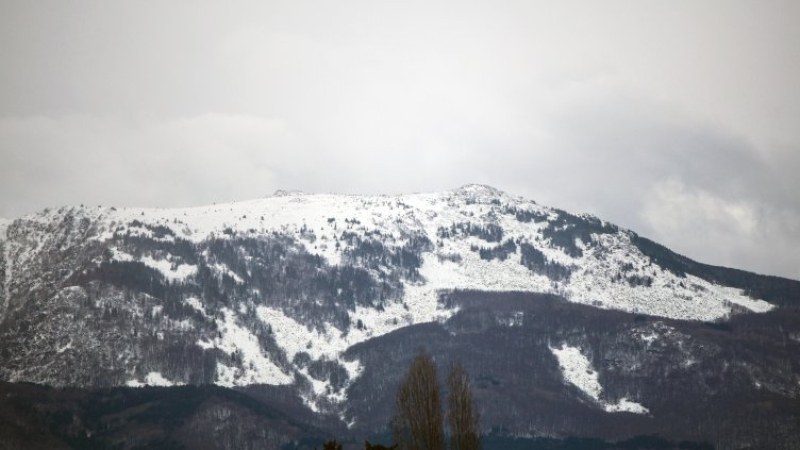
[1,185,799,447]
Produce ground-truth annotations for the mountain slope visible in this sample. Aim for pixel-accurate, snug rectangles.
[345,290,800,449]
[0,185,798,446]
[0,381,329,450]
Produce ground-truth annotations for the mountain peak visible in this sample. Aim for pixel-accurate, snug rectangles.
[271,189,306,197]
[451,184,512,203]
[455,184,504,195]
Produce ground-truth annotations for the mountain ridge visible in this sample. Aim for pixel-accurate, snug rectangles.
[0,185,798,447]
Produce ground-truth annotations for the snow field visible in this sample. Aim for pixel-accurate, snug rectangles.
[25,186,773,322]
[196,308,293,387]
[126,371,183,388]
[550,344,648,414]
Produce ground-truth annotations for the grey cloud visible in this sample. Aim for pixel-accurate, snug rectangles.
[2,92,797,279]
[1,1,798,279]
[467,91,800,278]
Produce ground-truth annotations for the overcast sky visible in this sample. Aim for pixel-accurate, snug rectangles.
[1,0,799,279]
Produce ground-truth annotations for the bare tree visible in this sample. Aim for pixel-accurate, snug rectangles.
[393,353,445,450]
[446,362,481,450]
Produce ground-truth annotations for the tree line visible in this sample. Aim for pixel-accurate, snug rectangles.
[318,353,481,450]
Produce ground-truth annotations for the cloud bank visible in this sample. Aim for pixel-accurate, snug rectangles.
[1,1,798,279]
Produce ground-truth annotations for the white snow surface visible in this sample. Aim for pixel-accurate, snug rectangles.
[126,371,183,387]
[197,308,293,387]
[184,297,208,316]
[10,185,772,322]
[140,256,197,282]
[107,248,197,282]
[209,262,243,283]
[550,344,649,414]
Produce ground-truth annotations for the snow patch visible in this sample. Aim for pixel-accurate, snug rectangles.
[256,306,345,362]
[209,262,244,284]
[184,297,208,316]
[604,397,650,414]
[564,232,773,321]
[638,331,659,345]
[550,344,604,400]
[108,248,197,282]
[140,256,197,282]
[550,344,648,414]
[198,308,292,387]
[126,371,182,387]
[56,341,73,354]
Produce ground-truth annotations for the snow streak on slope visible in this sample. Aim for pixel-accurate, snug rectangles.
[550,344,649,414]
[564,232,773,320]
[196,308,293,387]
[140,256,197,282]
[256,306,363,408]
[126,371,184,387]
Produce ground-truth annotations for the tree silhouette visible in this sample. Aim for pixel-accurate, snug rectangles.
[446,362,480,450]
[393,353,445,450]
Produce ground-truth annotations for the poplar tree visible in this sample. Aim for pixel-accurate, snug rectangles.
[446,362,480,450]
[393,353,445,450]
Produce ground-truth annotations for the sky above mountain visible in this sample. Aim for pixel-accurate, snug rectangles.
[1,0,798,280]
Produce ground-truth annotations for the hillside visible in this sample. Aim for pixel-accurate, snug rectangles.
[1,185,798,448]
